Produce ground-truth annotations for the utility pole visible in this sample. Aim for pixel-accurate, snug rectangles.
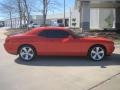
[70,8,72,27]
[9,11,12,28]
[64,0,66,27]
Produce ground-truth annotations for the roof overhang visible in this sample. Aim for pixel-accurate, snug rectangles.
[76,0,120,8]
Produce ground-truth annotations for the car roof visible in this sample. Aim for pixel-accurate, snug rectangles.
[26,27,70,35]
[34,26,67,30]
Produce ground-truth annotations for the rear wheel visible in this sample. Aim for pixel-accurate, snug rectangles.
[19,45,36,61]
[89,46,106,61]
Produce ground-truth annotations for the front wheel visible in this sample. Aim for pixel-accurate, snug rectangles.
[19,45,36,61]
[89,46,106,61]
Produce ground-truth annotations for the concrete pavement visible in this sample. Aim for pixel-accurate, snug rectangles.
[0,28,120,90]
[91,73,120,90]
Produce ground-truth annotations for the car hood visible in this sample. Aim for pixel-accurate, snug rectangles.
[81,36,113,42]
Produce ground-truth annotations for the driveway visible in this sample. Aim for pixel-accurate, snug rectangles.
[0,28,120,90]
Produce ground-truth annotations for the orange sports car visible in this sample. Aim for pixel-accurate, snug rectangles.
[4,27,115,61]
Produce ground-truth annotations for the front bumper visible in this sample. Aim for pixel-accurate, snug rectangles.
[107,45,115,55]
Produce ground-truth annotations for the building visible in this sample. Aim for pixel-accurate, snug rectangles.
[47,12,70,27]
[3,0,120,30]
[4,15,43,28]
[0,21,4,27]
[75,0,120,31]
[3,13,70,28]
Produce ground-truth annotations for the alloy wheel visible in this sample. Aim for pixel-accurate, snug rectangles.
[90,46,105,61]
[19,46,35,61]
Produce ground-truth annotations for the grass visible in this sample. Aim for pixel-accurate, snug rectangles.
[4,28,28,36]
[88,31,120,45]
[115,40,120,45]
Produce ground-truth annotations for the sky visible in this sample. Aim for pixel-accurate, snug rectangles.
[0,0,75,20]
[57,0,75,13]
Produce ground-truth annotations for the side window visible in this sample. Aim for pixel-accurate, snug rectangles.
[39,30,70,38]
[39,30,50,37]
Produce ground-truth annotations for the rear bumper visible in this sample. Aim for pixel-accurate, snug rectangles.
[4,43,18,55]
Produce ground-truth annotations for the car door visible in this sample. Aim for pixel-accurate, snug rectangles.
[37,29,68,55]
[38,29,82,55]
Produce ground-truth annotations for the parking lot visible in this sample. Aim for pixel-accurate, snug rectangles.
[0,28,120,90]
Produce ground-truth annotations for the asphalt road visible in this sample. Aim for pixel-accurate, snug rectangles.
[0,28,120,90]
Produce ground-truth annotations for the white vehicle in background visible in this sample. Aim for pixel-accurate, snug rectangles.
[52,22,64,27]
[28,23,40,28]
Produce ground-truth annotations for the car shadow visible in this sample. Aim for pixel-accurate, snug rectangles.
[15,54,120,68]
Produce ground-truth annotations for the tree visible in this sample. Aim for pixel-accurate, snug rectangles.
[0,0,36,28]
[0,1,15,28]
[0,0,60,28]
[17,0,38,28]
[105,11,114,28]
[16,0,22,28]
[23,0,30,25]
[40,0,61,26]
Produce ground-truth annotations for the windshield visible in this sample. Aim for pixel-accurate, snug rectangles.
[68,29,82,38]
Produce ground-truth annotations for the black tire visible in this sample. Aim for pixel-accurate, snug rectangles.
[19,45,36,61]
[88,46,106,61]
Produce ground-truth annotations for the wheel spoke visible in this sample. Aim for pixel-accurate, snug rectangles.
[25,54,29,60]
[22,47,28,53]
[98,51,104,54]
[96,47,100,52]
[97,54,102,60]
[21,51,26,56]
[28,48,32,53]
[91,50,96,54]
[92,54,97,60]
[28,53,33,57]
